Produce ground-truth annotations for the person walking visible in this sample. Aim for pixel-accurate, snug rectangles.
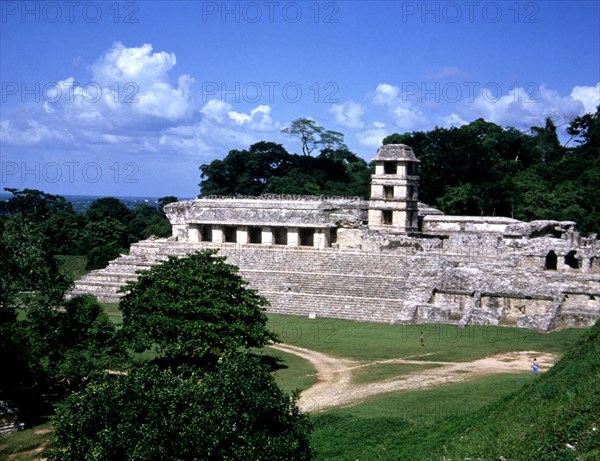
[532,358,539,375]
[419,331,426,347]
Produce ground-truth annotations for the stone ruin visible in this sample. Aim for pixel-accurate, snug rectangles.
[71,144,600,331]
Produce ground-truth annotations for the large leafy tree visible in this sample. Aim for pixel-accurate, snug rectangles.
[25,295,125,392]
[281,117,346,156]
[120,249,278,371]
[199,141,371,198]
[47,355,313,461]
[1,216,122,403]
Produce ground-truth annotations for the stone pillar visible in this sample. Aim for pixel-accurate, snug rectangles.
[287,227,299,247]
[237,226,248,245]
[172,224,187,241]
[212,225,224,244]
[314,230,326,249]
[262,226,273,246]
[188,225,200,243]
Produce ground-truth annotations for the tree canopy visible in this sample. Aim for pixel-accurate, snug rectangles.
[120,249,278,371]
[199,141,371,198]
[281,117,347,156]
[47,355,313,461]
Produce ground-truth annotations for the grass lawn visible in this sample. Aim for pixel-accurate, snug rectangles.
[310,373,535,460]
[266,313,586,362]
[0,422,54,461]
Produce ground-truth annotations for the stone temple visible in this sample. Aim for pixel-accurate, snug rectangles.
[72,144,600,331]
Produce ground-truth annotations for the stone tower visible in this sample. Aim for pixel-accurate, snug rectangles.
[368,144,420,233]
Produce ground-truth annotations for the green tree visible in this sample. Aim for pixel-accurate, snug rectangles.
[127,204,171,240]
[0,188,74,220]
[48,355,312,461]
[157,195,178,211]
[25,295,125,392]
[119,249,278,371]
[79,219,130,270]
[200,141,371,198]
[86,197,133,225]
[0,188,82,254]
[566,106,600,158]
[281,117,347,156]
[199,142,292,196]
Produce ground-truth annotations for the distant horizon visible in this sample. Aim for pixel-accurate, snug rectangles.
[0,191,195,201]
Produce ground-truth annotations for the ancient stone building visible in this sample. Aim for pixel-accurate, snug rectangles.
[71,145,600,331]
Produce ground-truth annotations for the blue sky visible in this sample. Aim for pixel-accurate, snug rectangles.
[1,1,599,198]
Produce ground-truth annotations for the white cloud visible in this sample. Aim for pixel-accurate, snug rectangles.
[371,83,428,131]
[330,101,365,128]
[356,122,389,149]
[440,113,468,127]
[228,105,274,130]
[570,83,600,113]
[373,83,399,105]
[90,42,176,86]
[467,84,588,129]
[201,99,232,122]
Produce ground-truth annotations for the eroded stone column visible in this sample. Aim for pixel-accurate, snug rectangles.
[212,225,224,244]
[314,230,326,249]
[262,226,273,246]
[287,227,299,247]
[188,225,200,243]
[237,226,249,245]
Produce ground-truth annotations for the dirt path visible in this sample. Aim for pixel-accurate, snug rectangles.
[271,344,558,413]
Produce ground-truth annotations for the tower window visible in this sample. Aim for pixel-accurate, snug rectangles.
[383,162,396,174]
[330,228,337,244]
[384,185,394,199]
[200,225,212,242]
[382,210,393,225]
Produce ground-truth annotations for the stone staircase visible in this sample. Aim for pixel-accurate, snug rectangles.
[70,238,600,329]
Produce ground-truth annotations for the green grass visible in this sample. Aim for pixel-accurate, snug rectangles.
[310,320,600,460]
[0,422,54,461]
[266,313,586,362]
[311,373,534,460]
[56,255,88,280]
[100,302,123,325]
[266,347,318,395]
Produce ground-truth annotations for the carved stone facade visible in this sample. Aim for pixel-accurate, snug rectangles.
[71,144,600,331]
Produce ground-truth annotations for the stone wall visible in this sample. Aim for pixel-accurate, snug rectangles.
[70,232,600,331]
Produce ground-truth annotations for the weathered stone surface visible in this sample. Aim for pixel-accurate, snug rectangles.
[70,144,600,331]
[0,401,23,434]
